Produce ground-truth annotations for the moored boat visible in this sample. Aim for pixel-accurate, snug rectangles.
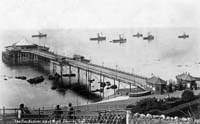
[27,76,44,84]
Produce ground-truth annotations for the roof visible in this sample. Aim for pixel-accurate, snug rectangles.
[176,73,195,81]
[194,77,200,81]
[12,39,35,46]
[147,76,166,85]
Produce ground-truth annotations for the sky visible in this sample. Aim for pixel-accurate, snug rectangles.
[0,0,199,30]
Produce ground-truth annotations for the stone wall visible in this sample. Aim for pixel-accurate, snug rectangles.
[128,112,200,124]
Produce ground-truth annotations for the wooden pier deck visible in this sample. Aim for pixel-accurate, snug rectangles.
[22,49,148,90]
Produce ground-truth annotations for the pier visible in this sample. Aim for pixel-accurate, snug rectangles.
[2,40,148,96]
[22,49,147,90]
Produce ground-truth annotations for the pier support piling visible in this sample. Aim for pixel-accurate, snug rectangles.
[114,79,116,97]
[52,63,56,73]
[118,80,120,95]
[60,64,63,82]
[3,107,5,124]
[69,65,72,86]
[100,73,102,97]
[103,75,105,98]
[86,69,88,90]
[88,71,91,92]
[77,67,80,85]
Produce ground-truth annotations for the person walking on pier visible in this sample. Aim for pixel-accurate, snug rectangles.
[53,105,63,120]
[17,103,31,119]
[68,103,75,120]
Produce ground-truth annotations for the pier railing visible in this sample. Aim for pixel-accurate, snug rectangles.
[22,49,148,80]
[88,63,148,80]
[21,49,148,90]
[69,62,147,90]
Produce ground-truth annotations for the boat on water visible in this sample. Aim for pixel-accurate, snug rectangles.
[15,76,27,80]
[62,73,76,77]
[32,32,47,38]
[143,32,154,41]
[110,34,127,44]
[48,73,60,80]
[133,32,143,38]
[178,33,189,39]
[108,84,117,89]
[88,79,95,83]
[90,33,106,42]
[27,76,44,84]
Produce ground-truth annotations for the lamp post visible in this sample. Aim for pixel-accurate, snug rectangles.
[114,64,118,97]
[76,95,79,111]
[132,68,135,92]
[101,61,104,92]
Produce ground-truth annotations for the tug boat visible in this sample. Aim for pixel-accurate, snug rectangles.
[27,76,44,84]
[90,33,106,41]
[110,34,127,44]
[32,32,47,38]
[133,32,143,38]
[143,32,154,41]
[178,33,189,39]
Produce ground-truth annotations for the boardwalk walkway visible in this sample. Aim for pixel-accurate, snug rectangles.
[22,49,148,90]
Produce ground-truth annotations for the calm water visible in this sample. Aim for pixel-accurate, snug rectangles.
[0,28,200,108]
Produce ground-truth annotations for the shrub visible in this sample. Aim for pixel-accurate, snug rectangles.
[126,104,135,109]
[181,89,195,102]
[131,97,159,113]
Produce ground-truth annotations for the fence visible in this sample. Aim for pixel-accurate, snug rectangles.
[0,106,126,124]
[74,103,127,112]
[2,106,200,124]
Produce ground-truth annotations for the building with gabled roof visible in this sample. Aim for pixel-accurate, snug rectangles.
[12,38,35,46]
[176,72,197,90]
[146,76,167,94]
[5,38,37,51]
[2,38,49,65]
[5,38,49,51]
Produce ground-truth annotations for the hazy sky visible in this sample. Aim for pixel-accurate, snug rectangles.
[0,0,199,29]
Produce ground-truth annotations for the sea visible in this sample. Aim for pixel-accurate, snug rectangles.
[0,27,200,109]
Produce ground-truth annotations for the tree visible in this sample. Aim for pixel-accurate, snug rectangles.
[181,89,195,102]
